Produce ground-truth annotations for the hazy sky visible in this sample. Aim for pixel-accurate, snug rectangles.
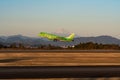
[0,0,120,38]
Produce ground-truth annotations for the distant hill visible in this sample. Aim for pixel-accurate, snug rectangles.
[74,36,120,45]
[0,35,120,47]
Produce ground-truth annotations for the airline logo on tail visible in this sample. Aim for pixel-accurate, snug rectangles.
[67,33,75,39]
[38,32,75,42]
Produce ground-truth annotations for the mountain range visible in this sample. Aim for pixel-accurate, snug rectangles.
[0,35,120,47]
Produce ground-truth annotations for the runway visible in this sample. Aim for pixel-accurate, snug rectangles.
[0,49,120,53]
[0,50,120,66]
[0,50,120,79]
[0,66,120,79]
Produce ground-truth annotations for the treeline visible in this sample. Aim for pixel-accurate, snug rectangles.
[0,42,120,50]
[0,43,62,50]
[73,42,120,50]
[0,43,25,49]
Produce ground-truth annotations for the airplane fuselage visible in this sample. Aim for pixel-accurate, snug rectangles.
[39,32,74,42]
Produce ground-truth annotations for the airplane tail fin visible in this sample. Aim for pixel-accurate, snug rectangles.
[67,33,75,39]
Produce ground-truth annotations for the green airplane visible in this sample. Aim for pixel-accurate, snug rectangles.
[38,32,75,42]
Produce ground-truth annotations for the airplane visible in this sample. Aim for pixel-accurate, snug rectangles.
[38,32,75,42]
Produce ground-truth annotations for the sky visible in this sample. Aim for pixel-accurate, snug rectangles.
[0,0,120,38]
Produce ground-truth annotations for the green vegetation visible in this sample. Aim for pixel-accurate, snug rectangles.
[74,42,120,50]
[0,42,120,50]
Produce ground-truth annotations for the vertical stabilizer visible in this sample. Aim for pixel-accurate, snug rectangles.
[67,33,75,39]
